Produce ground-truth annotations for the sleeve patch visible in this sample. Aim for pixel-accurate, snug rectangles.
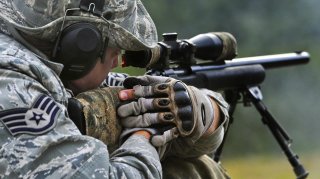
[0,95,61,136]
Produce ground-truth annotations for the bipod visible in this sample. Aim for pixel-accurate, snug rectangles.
[214,86,309,179]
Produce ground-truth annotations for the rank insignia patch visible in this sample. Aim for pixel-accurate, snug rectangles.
[0,95,61,136]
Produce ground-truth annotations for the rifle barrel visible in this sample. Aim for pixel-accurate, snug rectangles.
[188,51,310,72]
[227,51,310,69]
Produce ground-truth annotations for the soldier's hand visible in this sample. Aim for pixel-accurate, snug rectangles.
[117,75,219,147]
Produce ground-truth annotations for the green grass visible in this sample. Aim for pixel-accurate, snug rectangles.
[112,66,146,76]
[222,152,319,179]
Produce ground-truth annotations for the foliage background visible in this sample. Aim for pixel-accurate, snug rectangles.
[116,0,320,178]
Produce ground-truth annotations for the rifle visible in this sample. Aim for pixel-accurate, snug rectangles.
[122,32,310,179]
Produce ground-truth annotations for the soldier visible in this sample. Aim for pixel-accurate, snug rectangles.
[0,0,230,178]
[0,0,161,178]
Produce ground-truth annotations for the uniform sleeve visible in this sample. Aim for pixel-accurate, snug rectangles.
[101,72,129,87]
[162,155,230,179]
[185,89,230,157]
[0,60,161,178]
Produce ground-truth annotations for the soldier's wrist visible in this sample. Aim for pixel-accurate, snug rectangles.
[202,98,220,138]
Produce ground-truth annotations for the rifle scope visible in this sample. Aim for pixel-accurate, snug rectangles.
[123,32,237,68]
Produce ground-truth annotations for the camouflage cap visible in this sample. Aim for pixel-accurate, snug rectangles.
[0,0,158,50]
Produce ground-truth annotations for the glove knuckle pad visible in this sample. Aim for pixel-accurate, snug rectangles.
[171,81,195,134]
[153,83,170,96]
[157,112,175,124]
[153,98,171,109]
[158,98,170,106]
[163,112,174,121]
[174,91,191,106]
[177,106,194,131]
[173,81,186,91]
[157,83,169,90]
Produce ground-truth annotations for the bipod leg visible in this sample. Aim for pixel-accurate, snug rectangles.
[247,86,309,179]
[214,90,239,162]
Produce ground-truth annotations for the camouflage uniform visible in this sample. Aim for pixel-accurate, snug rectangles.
[0,30,161,179]
[0,0,162,178]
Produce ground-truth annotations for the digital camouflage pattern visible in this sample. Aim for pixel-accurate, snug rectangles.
[0,0,158,52]
[0,33,162,178]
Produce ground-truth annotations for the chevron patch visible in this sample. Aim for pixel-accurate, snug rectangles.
[0,95,60,136]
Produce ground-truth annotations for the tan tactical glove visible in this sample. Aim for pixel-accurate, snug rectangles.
[74,87,123,152]
[117,75,217,147]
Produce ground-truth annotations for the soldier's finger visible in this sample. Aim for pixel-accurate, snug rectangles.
[117,98,171,118]
[121,112,175,128]
[123,76,169,89]
[119,89,136,101]
[117,98,153,117]
[150,127,179,147]
[133,83,170,98]
[132,85,154,97]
